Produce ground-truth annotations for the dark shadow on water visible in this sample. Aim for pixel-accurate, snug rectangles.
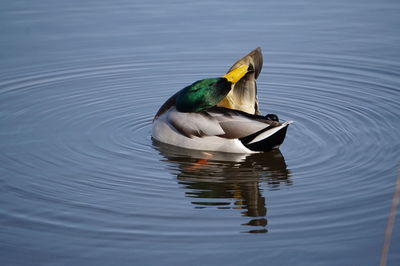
[153,140,292,233]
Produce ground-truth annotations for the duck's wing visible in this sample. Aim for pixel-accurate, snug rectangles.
[165,107,226,138]
[218,47,263,115]
[208,107,292,152]
[166,107,280,140]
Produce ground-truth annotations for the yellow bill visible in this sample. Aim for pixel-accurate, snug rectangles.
[223,64,249,83]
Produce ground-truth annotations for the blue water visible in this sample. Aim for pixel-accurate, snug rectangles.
[1,0,399,265]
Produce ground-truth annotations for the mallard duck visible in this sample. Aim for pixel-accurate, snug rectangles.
[152,48,291,153]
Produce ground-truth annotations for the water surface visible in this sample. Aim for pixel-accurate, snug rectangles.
[1,0,399,265]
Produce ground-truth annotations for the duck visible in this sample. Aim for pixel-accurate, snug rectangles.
[152,48,292,153]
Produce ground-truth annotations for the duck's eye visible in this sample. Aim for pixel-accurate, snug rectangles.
[248,64,255,73]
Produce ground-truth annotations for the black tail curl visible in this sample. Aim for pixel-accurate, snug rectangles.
[265,113,279,122]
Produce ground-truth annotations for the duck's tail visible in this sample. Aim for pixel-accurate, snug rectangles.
[239,121,293,152]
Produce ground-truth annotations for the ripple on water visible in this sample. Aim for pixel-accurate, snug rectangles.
[0,51,399,239]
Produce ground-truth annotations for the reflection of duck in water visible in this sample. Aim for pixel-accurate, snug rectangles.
[153,141,291,233]
[152,48,292,153]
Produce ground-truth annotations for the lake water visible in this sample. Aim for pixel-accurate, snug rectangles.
[1,0,399,265]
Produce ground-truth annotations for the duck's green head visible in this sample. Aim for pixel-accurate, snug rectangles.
[176,65,249,112]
